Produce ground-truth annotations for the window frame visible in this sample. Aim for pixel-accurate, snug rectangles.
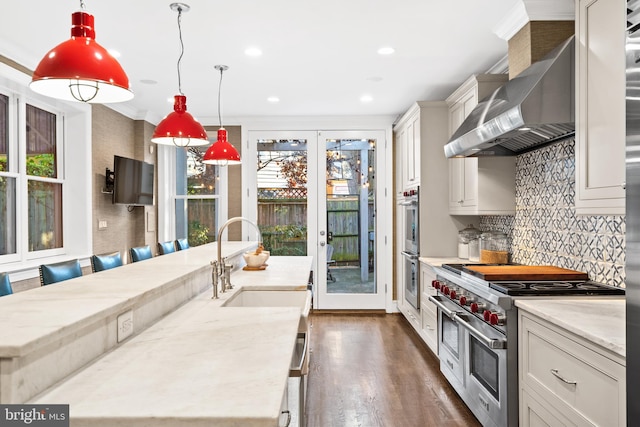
[0,61,92,276]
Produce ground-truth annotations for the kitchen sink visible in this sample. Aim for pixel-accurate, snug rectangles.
[222,289,312,332]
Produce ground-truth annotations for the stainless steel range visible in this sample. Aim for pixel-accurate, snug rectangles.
[429,263,625,427]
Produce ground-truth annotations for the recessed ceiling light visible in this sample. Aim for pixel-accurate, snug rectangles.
[377,47,395,55]
[267,96,280,103]
[245,47,263,57]
[140,79,158,85]
[360,95,373,103]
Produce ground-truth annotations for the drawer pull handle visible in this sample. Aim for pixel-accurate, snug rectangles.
[550,369,577,386]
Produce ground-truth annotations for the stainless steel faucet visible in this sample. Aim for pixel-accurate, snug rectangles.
[211,216,263,299]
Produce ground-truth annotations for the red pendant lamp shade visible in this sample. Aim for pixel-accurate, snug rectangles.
[30,11,133,103]
[151,95,209,147]
[203,128,241,165]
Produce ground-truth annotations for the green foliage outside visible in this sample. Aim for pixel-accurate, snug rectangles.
[0,154,55,177]
[188,220,211,247]
[260,224,307,256]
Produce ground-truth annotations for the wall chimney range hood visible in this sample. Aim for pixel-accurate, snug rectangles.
[444,36,575,158]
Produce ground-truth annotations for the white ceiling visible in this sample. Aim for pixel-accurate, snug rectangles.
[0,0,571,125]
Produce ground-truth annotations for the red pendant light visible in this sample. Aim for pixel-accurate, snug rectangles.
[203,65,242,165]
[203,128,241,165]
[151,3,208,147]
[30,1,133,103]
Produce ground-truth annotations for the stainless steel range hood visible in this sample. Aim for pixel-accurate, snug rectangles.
[444,36,575,158]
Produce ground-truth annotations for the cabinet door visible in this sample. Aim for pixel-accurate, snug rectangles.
[449,158,478,212]
[409,114,421,187]
[575,0,626,215]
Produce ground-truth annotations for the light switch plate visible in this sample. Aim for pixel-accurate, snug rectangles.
[98,219,108,230]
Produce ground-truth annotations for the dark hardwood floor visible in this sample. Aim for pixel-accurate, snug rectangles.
[305,312,481,427]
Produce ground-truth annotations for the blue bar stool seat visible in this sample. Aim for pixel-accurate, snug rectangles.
[157,241,176,255]
[91,252,123,272]
[130,245,153,263]
[0,272,13,296]
[39,259,82,286]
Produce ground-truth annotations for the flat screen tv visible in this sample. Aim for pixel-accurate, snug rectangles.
[112,155,154,206]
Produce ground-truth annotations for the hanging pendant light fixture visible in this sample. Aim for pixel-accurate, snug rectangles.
[202,65,241,165]
[151,3,208,147]
[30,0,133,103]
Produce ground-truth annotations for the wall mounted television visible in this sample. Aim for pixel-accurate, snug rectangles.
[112,155,154,206]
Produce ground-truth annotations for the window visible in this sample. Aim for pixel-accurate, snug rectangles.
[175,146,219,246]
[0,88,68,263]
[0,93,16,256]
[26,104,63,251]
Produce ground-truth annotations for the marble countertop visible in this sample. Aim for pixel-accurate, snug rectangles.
[0,241,255,357]
[29,254,313,426]
[515,298,625,360]
[419,256,470,266]
[33,303,301,427]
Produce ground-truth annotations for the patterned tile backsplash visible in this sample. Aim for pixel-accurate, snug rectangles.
[479,137,626,287]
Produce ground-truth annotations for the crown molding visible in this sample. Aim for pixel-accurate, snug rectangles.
[493,0,575,41]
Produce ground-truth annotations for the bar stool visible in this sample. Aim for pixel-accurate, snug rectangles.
[157,241,176,255]
[175,238,189,251]
[91,252,123,272]
[39,259,82,286]
[130,245,153,262]
[0,272,13,296]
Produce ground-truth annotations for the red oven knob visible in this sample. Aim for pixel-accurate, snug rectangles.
[459,295,468,306]
[470,302,484,313]
[431,280,440,289]
[483,310,492,322]
[490,313,506,326]
[443,286,450,296]
[449,290,457,300]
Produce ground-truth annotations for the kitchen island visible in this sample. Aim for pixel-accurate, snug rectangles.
[0,242,312,426]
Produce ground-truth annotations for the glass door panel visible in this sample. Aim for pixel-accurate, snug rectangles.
[317,131,384,309]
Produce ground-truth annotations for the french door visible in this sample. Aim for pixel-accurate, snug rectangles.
[248,129,386,310]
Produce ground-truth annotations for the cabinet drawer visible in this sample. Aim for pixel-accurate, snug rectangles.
[520,388,577,427]
[520,315,624,426]
[420,300,438,355]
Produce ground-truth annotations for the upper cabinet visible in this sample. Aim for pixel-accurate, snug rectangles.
[446,75,516,215]
[394,101,459,256]
[575,0,626,215]
[395,107,421,191]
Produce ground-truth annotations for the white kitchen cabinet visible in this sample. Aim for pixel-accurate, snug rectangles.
[519,310,626,427]
[395,106,421,192]
[448,157,516,215]
[445,74,515,215]
[575,0,626,215]
[419,262,438,355]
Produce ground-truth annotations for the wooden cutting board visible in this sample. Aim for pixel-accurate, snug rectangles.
[462,265,589,281]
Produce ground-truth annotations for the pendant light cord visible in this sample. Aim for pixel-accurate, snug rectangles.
[217,67,224,128]
[79,0,86,10]
[176,7,185,95]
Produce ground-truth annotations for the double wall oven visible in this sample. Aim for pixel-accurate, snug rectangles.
[429,264,625,427]
[400,188,419,309]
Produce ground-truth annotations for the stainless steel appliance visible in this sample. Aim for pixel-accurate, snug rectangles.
[627,1,640,424]
[444,36,575,158]
[400,188,420,309]
[430,264,625,427]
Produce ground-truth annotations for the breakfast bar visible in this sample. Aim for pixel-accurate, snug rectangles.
[0,242,313,426]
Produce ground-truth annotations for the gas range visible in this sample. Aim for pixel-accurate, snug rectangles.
[428,263,624,427]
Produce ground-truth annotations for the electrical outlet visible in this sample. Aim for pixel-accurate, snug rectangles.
[98,219,108,230]
[117,310,133,342]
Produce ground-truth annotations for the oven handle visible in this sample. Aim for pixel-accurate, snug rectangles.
[401,251,419,260]
[453,313,507,350]
[428,296,507,350]
[400,200,417,206]
[428,295,455,319]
